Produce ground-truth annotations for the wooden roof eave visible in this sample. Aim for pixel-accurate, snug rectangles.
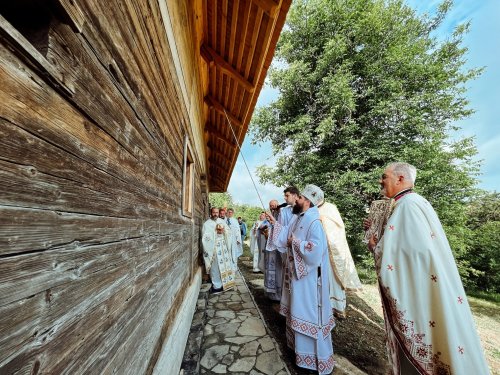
[199,0,292,193]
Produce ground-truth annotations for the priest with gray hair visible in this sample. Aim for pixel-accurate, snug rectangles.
[367,162,489,374]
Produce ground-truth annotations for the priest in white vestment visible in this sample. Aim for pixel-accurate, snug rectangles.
[250,212,266,272]
[367,162,489,375]
[269,185,335,374]
[307,188,362,318]
[202,207,236,294]
[226,208,243,269]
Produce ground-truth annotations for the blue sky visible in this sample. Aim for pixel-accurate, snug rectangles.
[228,0,500,207]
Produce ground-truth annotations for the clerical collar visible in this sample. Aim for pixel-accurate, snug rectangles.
[393,188,413,201]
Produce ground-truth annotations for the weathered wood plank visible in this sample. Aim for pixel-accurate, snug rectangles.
[0,46,178,208]
[0,236,188,372]
[0,206,184,256]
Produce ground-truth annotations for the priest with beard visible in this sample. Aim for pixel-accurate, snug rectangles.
[267,185,335,374]
[202,207,236,294]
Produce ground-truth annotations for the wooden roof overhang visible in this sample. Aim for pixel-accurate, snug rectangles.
[198,0,291,192]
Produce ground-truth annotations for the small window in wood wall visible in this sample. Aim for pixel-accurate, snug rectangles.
[182,137,195,218]
[0,1,53,57]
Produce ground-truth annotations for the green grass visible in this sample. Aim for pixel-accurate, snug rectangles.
[467,290,500,304]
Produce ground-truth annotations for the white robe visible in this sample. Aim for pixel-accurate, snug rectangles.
[249,220,262,271]
[202,218,236,291]
[318,202,362,316]
[273,206,335,374]
[374,193,489,375]
[226,217,243,267]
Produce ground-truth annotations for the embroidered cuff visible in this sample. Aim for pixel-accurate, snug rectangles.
[292,238,308,279]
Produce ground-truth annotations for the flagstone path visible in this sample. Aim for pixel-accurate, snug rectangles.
[199,273,289,375]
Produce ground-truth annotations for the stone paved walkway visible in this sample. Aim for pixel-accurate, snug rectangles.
[200,272,289,375]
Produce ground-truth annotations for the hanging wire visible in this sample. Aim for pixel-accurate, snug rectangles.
[222,108,267,211]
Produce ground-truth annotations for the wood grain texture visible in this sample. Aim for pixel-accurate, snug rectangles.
[0,0,205,373]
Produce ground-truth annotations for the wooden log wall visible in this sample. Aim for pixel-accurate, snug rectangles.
[0,0,207,373]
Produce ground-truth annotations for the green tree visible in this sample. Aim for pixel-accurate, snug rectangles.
[209,192,234,210]
[209,193,263,238]
[464,192,500,292]
[251,0,482,279]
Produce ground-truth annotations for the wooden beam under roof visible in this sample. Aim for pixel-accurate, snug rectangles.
[205,123,235,146]
[209,163,229,180]
[251,0,279,17]
[204,95,242,128]
[210,148,232,163]
[200,44,255,93]
[208,135,234,149]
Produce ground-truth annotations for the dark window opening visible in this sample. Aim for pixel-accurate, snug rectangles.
[0,0,53,56]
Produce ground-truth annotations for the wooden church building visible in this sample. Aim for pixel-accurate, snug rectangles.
[0,0,291,373]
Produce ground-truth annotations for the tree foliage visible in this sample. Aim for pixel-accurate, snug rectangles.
[464,192,500,292]
[209,192,264,232]
[251,0,484,282]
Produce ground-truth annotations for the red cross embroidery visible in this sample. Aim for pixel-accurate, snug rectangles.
[431,275,438,282]
[458,346,464,354]
[457,296,463,304]
[387,265,394,271]
[429,321,436,328]
[431,232,436,239]
[389,225,395,231]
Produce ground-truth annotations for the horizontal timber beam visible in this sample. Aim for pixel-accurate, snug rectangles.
[205,125,235,146]
[250,0,279,17]
[204,95,242,129]
[201,44,255,93]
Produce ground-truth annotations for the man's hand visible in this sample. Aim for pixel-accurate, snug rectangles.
[266,212,276,224]
[368,234,378,252]
[363,218,372,231]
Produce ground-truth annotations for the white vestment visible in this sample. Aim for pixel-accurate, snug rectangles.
[318,202,362,315]
[273,206,335,374]
[226,217,243,268]
[374,193,489,375]
[250,220,263,272]
[202,218,236,291]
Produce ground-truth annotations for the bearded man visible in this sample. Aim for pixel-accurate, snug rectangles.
[269,185,335,374]
[202,207,235,294]
[367,162,489,374]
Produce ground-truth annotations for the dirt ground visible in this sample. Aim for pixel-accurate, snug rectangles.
[238,250,500,375]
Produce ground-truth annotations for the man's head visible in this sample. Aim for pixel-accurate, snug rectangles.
[227,208,234,218]
[269,200,279,211]
[293,194,313,215]
[380,162,416,198]
[283,186,300,206]
[259,212,266,221]
[210,207,219,220]
[237,216,242,223]
[219,207,227,218]
[293,185,319,214]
